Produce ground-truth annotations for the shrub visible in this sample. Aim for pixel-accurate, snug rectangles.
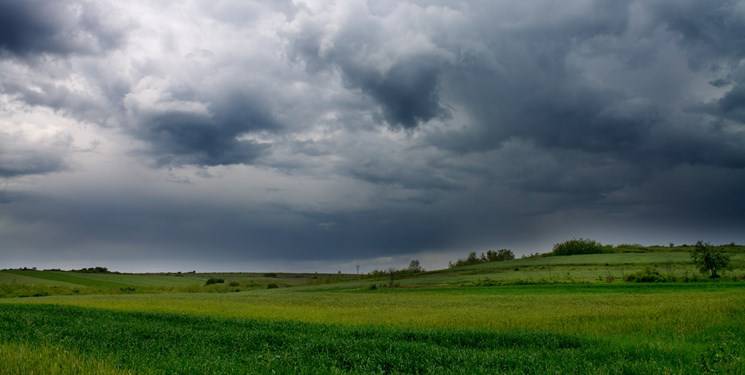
[552,239,605,256]
[205,278,224,286]
[263,273,277,278]
[624,268,667,283]
[266,283,279,289]
[228,281,240,287]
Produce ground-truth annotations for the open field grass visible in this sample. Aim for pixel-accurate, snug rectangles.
[308,252,745,290]
[1,250,744,373]
[1,284,744,373]
[0,342,129,375]
[0,269,359,298]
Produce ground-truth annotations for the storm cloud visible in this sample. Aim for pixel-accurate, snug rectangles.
[0,0,123,56]
[1,0,745,272]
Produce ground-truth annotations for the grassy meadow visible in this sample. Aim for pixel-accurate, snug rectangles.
[0,269,355,298]
[1,247,744,373]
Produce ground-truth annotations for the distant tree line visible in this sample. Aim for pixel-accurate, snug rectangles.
[550,238,744,258]
[71,267,113,274]
[369,259,425,277]
[449,249,515,268]
[551,238,606,256]
[0,266,116,273]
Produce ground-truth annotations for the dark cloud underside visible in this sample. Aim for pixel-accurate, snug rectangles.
[0,0,122,56]
[1,0,745,270]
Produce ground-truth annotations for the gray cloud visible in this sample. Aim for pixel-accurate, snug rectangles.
[651,0,745,63]
[1,0,745,270]
[130,87,283,166]
[0,0,123,56]
[286,5,452,129]
[0,133,67,177]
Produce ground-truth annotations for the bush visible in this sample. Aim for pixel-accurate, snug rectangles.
[263,273,277,278]
[228,281,240,287]
[624,268,667,283]
[205,278,224,286]
[552,239,605,256]
[266,283,279,289]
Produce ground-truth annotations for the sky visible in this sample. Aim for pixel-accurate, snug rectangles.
[1,0,745,272]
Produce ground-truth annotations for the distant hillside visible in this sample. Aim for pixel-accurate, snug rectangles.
[314,250,745,291]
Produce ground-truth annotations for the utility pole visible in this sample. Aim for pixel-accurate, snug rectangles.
[356,264,360,275]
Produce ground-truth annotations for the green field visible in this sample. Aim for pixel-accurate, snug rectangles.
[1,250,744,374]
[0,270,356,298]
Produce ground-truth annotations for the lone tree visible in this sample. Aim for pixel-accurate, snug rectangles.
[407,259,424,273]
[690,241,730,279]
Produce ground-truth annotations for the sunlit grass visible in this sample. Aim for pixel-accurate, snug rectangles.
[5,284,744,339]
[0,342,130,375]
[2,303,742,374]
[2,251,744,373]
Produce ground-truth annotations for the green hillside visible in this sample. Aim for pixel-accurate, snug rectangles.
[0,269,360,298]
[3,246,745,297]
[1,246,745,373]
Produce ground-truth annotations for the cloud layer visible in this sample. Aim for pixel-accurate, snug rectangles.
[1,0,745,271]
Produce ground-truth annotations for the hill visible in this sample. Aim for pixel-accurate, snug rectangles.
[3,245,744,297]
[1,246,745,373]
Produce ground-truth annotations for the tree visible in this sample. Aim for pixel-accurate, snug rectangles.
[552,238,604,255]
[486,249,515,261]
[388,267,396,287]
[690,241,730,279]
[407,259,424,273]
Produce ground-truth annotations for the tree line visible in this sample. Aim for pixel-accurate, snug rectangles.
[448,249,515,268]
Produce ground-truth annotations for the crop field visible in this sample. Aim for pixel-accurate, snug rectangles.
[1,251,744,374]
[0,270,355,298]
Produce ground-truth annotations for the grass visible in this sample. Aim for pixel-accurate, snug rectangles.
[0,270,359,298]
[1,250,744,373]
[1,303,742,374]
[392,252,745,288]
[0,342,130,375]
[7,283,745,334]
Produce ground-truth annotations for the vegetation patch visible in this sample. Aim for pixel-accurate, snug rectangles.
[204,278,224,286]
[552,239,606,256]
[0,304,734,374]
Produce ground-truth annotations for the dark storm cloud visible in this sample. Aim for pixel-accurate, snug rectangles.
[0,152,64,178]
[0,0,123,56]
[0,134,66,177]
[133,92,280,166]
[3,0,745,270]
[339,56,448,128]
[135,111,265,166]
[651,0,745,63]
[287,17,450,128]
[0,193,456,261]
[134,85,284,166]
[708,83,745,124]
